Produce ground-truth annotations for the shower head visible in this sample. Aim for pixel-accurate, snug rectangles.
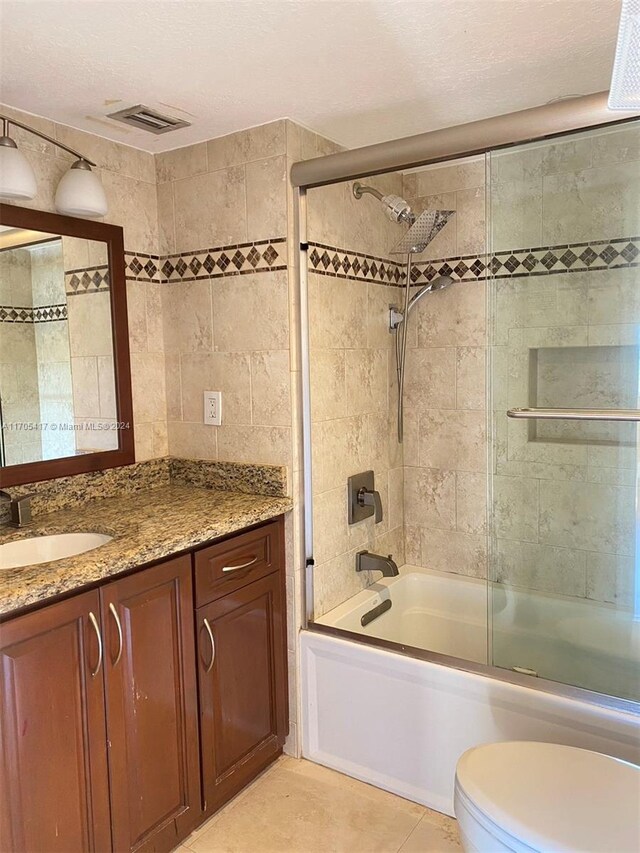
[407,276,454,314]
[390,209,455,255]
[353,181,415,224]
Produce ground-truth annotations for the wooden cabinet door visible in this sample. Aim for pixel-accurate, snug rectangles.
[101,556,200,853]
[197,571,287,814]
[0,590,111,853]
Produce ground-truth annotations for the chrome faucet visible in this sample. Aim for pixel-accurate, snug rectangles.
[0,491,34,527]
[356,550,399,577]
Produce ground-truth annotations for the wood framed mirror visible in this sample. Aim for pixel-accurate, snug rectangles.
[0,204,134,486]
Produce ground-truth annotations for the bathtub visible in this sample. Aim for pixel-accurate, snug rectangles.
[301,567,640,815]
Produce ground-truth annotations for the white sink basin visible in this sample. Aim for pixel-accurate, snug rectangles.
[0,533,113,570]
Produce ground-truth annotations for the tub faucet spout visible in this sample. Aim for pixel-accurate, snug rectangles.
[356,550,399,577]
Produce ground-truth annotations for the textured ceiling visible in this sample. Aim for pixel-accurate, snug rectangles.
[0,0,623,153]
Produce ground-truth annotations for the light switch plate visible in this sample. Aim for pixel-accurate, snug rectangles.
[203,391,222,425]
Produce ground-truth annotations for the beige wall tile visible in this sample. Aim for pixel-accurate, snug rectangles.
[251,350,291,427]
[156,181,175,256]
[456,346,486,410]
[310,349,346,421]
[213,270,289,351]
[161,281,213,353]
[456,471,487,534]
[414,158,485,195]
[494,539,586,596]
[404,348,456,412]
[421,527,487,578]
[493,475,539,543]
[101,170,158,255]
[416,281,486,348]
[173,165,246,250]
[246,156,287,241]
[344,349,388,416]
[207,120,286,169]
[539,479,635,555]
[308,273,367,350]
[404,466,456,530]
[217,424,292,467]
[168,420,217,459]
[155,142,207,183]
[130,351,166,423]
[419,409,486,472]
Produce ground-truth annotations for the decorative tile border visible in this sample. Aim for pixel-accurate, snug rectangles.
[308,241,404,286]
[124,238,287,284]
[305,236,640,288]
[0,304,68,323]
[65,265,110,296]
[410,236,640,285]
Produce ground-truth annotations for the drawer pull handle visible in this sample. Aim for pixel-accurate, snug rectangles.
[222,556,258,572]
[88,611,103,678]
[202,617,215,674]
[108,603,123,667]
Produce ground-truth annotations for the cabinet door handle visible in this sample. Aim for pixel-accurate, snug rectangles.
[222,556,258,572]
[108,603,123,667]
[202,617,215,674]
[88,611,103,678]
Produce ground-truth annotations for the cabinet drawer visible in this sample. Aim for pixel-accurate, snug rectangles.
[195,518,283,606]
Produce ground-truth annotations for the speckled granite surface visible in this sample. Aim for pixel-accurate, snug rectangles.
[1,456,288,519]
[0,485,292,618]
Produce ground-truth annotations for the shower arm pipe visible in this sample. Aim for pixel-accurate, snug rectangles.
[0,115,97,166]
[291,92,639,189]
[352,182,384,201]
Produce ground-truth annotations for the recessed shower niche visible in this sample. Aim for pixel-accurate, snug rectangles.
[527,344,640,446]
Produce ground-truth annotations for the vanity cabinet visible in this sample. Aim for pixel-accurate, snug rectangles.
[101,555,200,852]
[0,556,201,853]
[195,519,288,814]
[0,590,112,853]
[0,516,288,853]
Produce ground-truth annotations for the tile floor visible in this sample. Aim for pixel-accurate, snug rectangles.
[175,757,462,853]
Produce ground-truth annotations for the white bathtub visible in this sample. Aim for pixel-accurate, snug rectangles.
[302,567,640,815]
[316,566,639,699]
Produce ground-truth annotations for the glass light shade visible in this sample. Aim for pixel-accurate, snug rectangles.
[55,162,108,218]
[609,0,640,109]
[0,141,37,199]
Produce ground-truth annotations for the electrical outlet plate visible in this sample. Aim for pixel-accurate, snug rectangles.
[203,391,222,426]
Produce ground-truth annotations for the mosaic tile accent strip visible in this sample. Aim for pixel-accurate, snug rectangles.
[125,252,161,283]
[65,265,110,295]
[124,239,287,284]
[307,236,640,289]
[308,241,404,286]
[0,304,68,324]
[410,236,640,285]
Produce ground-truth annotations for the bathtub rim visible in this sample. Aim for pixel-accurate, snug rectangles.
[306,619,640,718]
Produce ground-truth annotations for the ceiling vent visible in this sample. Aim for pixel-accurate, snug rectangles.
[106,104,191,134]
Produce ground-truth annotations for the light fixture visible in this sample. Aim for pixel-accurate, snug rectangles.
[0,119,37,200]
[609,0,640,110]
[0,114,108,217]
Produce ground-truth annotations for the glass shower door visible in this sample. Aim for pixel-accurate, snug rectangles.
[487,122,640,702]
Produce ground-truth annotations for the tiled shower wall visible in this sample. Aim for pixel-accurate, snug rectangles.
[402,160,488,580]
[306,172,409,615]
[401,123,640,608]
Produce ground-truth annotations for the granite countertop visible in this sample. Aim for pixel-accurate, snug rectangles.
[0,485,292,618]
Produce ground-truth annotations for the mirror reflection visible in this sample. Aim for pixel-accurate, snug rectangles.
[0,228,118,466]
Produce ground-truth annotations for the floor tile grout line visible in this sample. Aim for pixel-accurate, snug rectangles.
[395,811,428,853]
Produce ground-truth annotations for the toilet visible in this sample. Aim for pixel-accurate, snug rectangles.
[454,741,640,852]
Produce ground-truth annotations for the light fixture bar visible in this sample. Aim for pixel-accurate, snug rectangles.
[0,114,97,166]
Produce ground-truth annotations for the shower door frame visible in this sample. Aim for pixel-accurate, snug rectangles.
[294,92,640,716]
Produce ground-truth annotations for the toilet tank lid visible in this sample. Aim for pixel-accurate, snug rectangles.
[455,741,640,853]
